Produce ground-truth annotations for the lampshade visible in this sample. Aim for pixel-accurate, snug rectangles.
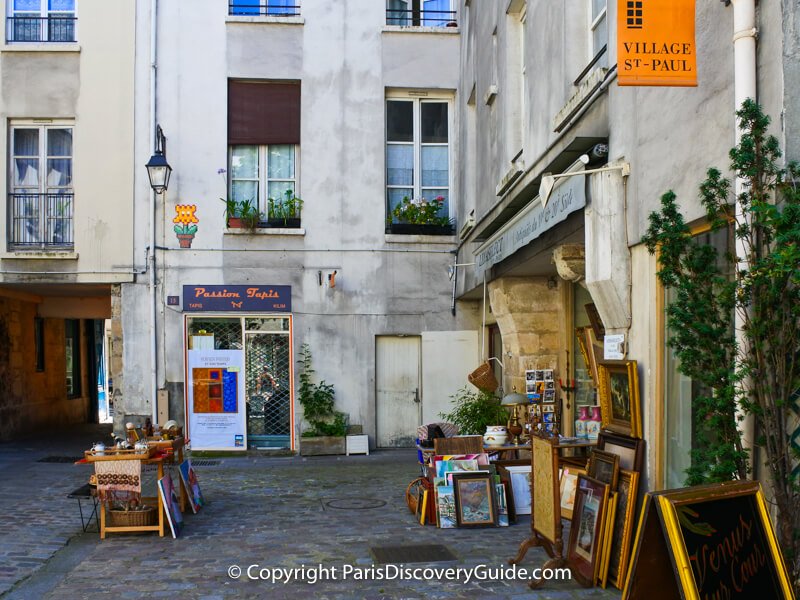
[145,151,172,194]
[501,392,527,405]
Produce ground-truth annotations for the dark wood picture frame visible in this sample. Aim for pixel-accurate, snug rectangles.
[597,360,642,438]
[567,475,610,587]
[588,449,620,490]
[596,431,645,473]
[585,303,606,339]
[452,472,498,528]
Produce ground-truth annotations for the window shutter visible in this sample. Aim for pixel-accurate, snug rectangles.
[228,80,300,145]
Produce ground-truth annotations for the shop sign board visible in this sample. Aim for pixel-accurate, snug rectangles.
[622,481,795,600]
[186,349,247,451]
[617,0,697,87]
[182,285,291,312]
[604,334,626,360]
[475,174,585,278]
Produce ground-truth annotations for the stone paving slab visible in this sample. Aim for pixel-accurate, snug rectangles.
[0,426,621,599]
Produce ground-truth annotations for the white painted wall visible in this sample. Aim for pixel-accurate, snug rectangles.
[421,330,479,425]
[0,0,135,281]
[121,0,479,444]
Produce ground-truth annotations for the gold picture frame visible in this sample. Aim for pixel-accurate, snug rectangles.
[597,360,642,439]
[575,326,600,385]
[559,466,587,521]
[608,469,639,590]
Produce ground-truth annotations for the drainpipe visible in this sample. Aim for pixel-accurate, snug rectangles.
[732,0,757,466]
[149,0,159,426]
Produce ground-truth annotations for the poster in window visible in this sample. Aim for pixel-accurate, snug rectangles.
[187,349,246,450]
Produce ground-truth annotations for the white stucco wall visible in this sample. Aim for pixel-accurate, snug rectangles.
[0,0,135,282]
[122,0,474,445]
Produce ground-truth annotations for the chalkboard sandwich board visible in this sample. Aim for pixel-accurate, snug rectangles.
[622,480,795,600]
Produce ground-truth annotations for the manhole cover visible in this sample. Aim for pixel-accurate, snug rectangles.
[190,460,220,467]
[37,456,83,463]
[370,544,457,564]
[324,498,387,510]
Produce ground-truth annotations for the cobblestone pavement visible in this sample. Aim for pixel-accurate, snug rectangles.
[0,426,620,599]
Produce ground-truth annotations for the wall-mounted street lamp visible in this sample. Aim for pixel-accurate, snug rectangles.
[539,159,630,207]
[145,125,172,194]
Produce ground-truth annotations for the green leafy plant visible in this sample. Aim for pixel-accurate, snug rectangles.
[221,197,260,229]
[268,189,303,224]
[297,343,347,437]
[390,195,451,226]
[218,168,261,229]
[643,100,800,586]
[438,386,509,435]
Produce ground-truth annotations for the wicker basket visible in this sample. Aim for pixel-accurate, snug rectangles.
[468,361,499,393]
[108,505,157,527]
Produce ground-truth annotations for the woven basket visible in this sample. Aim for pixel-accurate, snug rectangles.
[108,505,156,527]
[468,361,499,393]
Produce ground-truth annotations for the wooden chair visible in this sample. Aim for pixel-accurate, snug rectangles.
[434,435,483,455]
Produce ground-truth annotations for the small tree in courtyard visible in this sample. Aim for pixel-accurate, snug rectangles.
[643,100,800,587]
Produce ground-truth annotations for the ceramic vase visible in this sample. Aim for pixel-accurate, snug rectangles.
[575,405,590,439]
[586,405,602,441]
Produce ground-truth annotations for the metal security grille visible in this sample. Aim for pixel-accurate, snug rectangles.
[246,331,291,448]
[187,319,243,349]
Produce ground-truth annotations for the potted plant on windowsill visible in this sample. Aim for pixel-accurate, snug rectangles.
[387,195,454,235]
[222,197,261,230]
[267,190,303,228]
[297,343,348,456]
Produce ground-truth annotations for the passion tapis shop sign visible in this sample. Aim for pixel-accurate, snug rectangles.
[182,285,291,312]
[617,0,697,87]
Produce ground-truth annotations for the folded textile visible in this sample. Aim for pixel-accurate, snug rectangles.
[95,459,142,505]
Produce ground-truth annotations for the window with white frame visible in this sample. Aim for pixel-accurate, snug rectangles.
[6,0,75,43]
[228,0,299,17]
[229,145,298,221]
[386,0,456,27]
[386,96,451,231]
[227,80,301,227]
[589,0,608,66]
[8,122,74,249]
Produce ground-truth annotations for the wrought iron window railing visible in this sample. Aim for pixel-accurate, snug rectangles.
[386,9,456,27]
[228,3,300,17]
[8,193,74,249]
[6,16,76,43]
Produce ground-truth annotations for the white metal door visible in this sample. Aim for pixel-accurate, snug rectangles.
[376,336,421,448]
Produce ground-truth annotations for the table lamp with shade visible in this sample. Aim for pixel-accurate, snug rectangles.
[501,391,528,445]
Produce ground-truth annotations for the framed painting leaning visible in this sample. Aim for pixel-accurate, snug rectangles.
[567,475,610,587]
[452,472,498,528]
[597,360,642,438]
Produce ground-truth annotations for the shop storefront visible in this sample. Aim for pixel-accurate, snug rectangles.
[182,285,294,451]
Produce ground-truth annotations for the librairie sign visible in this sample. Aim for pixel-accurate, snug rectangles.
[617,0,697,87]
[182,285,291,312]
[475,174,585,278]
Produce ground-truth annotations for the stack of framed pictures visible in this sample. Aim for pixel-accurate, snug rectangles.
[526,368,558,434]
[427,454,510,528]
[563,430,645,590]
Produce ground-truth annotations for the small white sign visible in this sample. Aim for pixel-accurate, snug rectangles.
[604,334,625,360]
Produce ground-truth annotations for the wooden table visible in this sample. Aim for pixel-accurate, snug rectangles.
[85,452,166,539]
[416,441,532,459]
